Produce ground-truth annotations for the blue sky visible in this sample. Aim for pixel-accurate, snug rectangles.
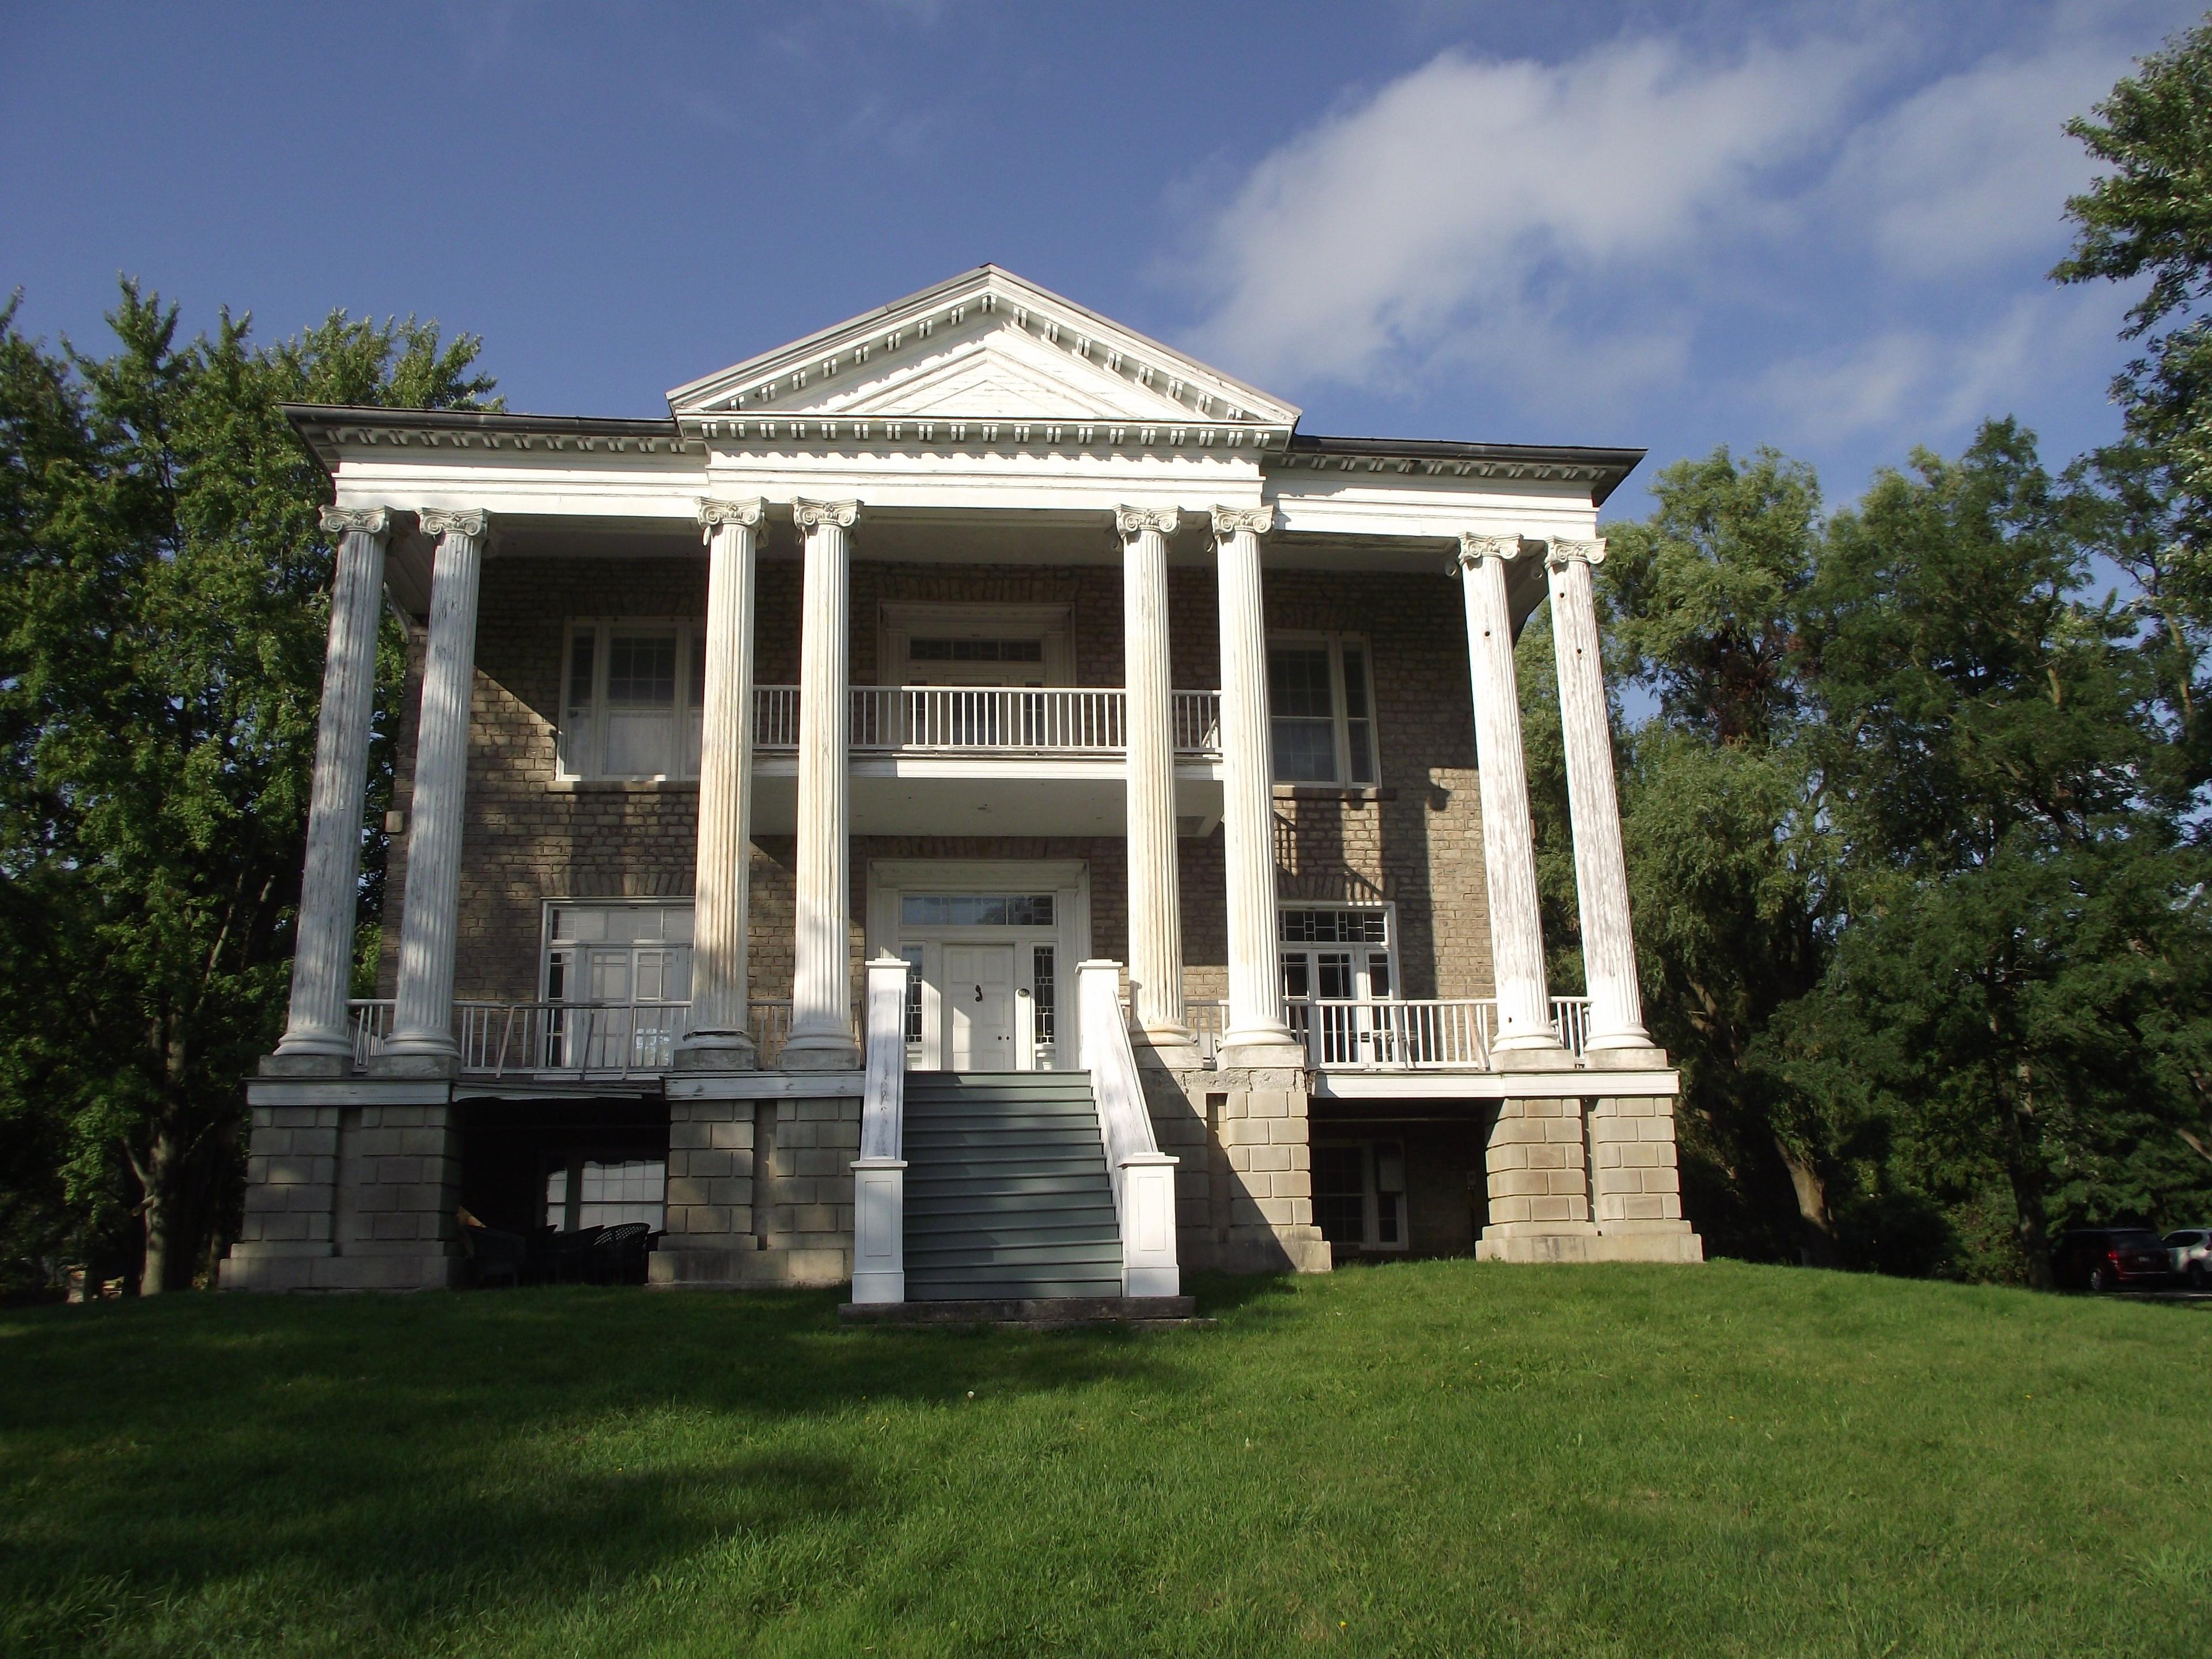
[1,0,2197,520]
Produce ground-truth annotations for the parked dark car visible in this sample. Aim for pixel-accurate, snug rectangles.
[2050,1228,2173,1292]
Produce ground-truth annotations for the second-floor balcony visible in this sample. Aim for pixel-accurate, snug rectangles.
[750,685,1222,757]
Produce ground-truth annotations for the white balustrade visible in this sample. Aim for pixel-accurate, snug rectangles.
[349,997,812,1077]
[751,686,1220,756]
[1281,996,1596,1070]
[1079,960,1181,1298]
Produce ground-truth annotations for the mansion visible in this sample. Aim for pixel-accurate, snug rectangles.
[221,267,1701,1302]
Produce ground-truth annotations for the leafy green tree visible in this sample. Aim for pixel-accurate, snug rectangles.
[2055,14,2212,624]
[0,282,494,1293]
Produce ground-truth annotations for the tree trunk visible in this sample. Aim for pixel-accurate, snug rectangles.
[135,1116,185,1295]
[1774,1135,1840,1267]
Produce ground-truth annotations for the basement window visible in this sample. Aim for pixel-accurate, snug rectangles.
[1312,1139,1408,1253]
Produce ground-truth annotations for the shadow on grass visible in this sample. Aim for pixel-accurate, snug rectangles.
[0,1286,1211,1653]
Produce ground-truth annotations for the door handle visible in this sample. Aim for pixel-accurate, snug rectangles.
[973,984,983,1001]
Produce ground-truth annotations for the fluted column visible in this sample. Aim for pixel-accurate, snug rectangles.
[1212,504,1302,1067]
[677,498,764,1070]
[1117,506,1196,1066]
[1547,539,1658,1056]
[782,498,862,1070]
[1457,535,1570,1065]
[267,507,392,1074]
[376,509,487,1073]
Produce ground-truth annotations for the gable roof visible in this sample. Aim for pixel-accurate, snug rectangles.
[666,265,1302,441]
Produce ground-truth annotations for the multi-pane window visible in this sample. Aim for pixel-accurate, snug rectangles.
[544,1157,666,1230]
[1267,635,1377,784]
[1312,1140,1408,1253]
[542,903,693,1069]
[899,893,1056,927]
[1280,906,1393,1001]
[1031,945,1056,1048]
[559,620,706,779]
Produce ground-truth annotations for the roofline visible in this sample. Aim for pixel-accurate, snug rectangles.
[283,404,680,441]
[1287,433,1646,506]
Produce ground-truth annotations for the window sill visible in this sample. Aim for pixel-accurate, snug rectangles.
[1272,784,1395,803]
[548,778,700,794]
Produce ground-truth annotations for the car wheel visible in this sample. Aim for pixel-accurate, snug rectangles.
[2088,1264,2113,1293]
[2191,1263,2207,1291]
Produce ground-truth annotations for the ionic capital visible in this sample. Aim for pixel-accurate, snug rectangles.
[1210,503,1275,540]
[319,506,391,539]
[419,509,488,541]
[696,497,766,536]
[792,498,859,531]
[1456,533,1527,572]
[1114,505,1180,540]
[1546,536,1607,570]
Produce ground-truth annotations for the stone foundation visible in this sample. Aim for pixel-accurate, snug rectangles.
[650,1089,861,1287]
[1143,1062,1332,1274]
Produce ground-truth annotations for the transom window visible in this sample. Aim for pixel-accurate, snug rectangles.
[908,638,1045,664]
[559,620,705,780]
[1268,634,1377,785]
[900,893,1056,927]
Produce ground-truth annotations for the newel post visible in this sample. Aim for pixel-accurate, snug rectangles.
[850,953,911,1304]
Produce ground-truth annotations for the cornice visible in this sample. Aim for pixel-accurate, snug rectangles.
[1275,434,1645,506]
[285,404,695,467]
[680,412,1293,457]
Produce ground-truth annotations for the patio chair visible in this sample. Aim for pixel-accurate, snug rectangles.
[588,1222,653,1286]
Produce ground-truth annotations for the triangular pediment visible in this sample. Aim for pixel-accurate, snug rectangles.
[668,266,1300,434]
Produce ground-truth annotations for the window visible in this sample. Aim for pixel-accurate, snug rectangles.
[1282,906,1397,1065]
[1267,634,1377,785]
[543,903,692,1069]
[899,945,926,1046]
[1313,1140,1408,1253]
[544,1157,666,1230]
[900,893,1056,927]
[559,620,706,779]
[1031,945,1056,1048]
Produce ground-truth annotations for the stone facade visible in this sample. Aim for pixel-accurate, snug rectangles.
[653,1093,863,1287]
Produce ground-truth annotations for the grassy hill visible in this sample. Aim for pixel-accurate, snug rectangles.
[2,1261,2206,1657]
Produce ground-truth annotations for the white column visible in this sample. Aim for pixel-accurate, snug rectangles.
[1547,539,1659,1056]
[268,507,392,1073]
[1116,506,1195,1065]
[1457,535,1570,1064]
[782,498,862,1070]
[677,498,764,1070]
[1211,505,1302,1067]
[377,509,486,1071]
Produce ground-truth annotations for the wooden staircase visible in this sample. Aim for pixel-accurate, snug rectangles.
[899,1071,1126,1301]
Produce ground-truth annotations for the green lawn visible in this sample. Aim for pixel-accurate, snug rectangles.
[2,1262,2206,1658]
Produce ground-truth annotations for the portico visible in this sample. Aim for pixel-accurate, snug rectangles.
[223,266,1700,1296]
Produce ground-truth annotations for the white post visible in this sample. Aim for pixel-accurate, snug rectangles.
[268,506,391,1074]
[1116,506,1195,1066]
[677,498,763,1070]
[376,509,486,1073]
[1211,505,1302,1067]
[1077,959,1181,1298]
[850,953,911,1303]
[1457,535,1571,1066]
[1547,539,1660,1058]
[783,498,862,1070]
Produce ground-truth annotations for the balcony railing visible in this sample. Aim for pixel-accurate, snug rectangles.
[349,998,797,1078]
[1283,996,1593,1070]
[751,686,1222,757]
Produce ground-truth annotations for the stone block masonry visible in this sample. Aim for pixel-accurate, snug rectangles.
[653,1090,862,1286]
[1142,1063,1331,1273]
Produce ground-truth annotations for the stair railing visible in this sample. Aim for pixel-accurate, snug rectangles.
[850,954,911,1305]
[1077,959,1181,1299]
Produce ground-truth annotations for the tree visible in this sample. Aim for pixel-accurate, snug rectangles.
[2055,14,2212,625]
[0,282,495,1293]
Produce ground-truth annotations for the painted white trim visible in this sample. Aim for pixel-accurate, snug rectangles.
[878,600,1075,688]
[1311,1069,1681,1100]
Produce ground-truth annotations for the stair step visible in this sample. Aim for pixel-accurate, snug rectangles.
[904,1213,1120,1240]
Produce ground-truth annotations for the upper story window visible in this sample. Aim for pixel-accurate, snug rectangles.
[559,620,704,780]
[1268,634,1377,785]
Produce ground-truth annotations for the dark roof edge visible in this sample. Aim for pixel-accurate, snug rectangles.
[282,403,683,440]
[1285,433,1646,506]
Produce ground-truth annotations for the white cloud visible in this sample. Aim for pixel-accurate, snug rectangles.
[1172,2,2172,422]
[1752,286,2125,445]
[1177,32,1878,391]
